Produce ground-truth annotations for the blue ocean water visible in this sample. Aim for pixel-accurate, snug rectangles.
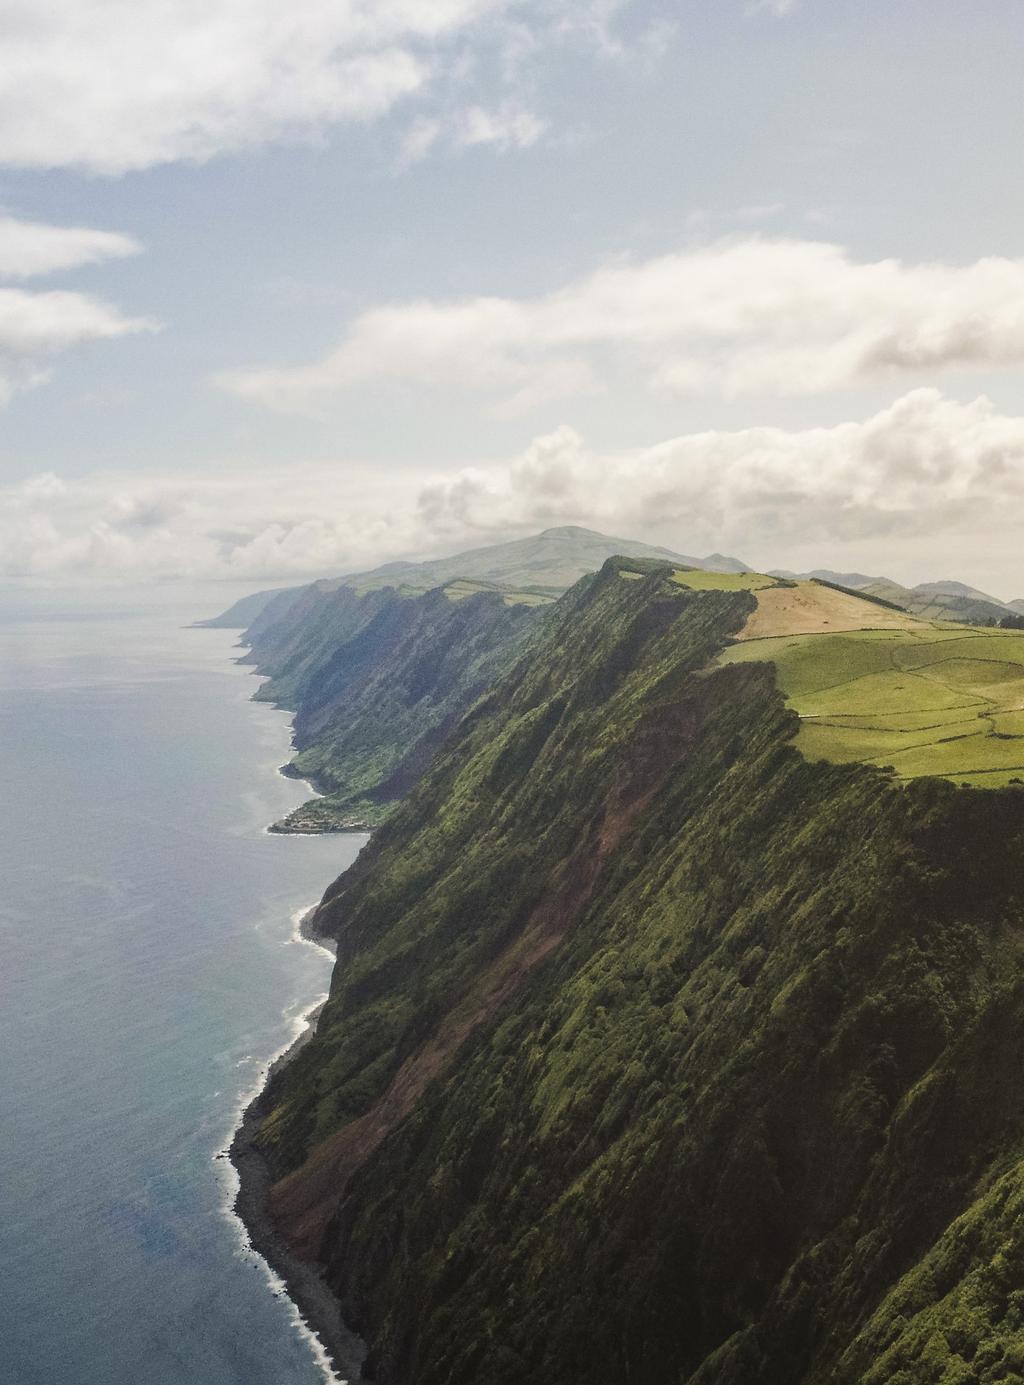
[0,604,366,1385]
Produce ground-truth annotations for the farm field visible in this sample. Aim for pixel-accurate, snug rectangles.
[441,577,555,607]
[670,568,779,592]
[716,582,1024,785]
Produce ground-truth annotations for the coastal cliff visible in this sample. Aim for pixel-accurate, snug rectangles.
[236,557,1024,1383]
[207,528,752,833]
[248,580,546,831]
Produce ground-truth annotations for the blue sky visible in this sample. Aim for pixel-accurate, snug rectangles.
[4,0,1024,594]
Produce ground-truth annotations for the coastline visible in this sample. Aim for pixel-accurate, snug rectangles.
[229,911,367,1385]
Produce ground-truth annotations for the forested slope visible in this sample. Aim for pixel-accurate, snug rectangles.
[248,581,544,830]
[248,557,1024,1383]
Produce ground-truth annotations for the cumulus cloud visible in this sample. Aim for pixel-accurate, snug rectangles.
[9,390,1024,592]
[0,0,624,174]
[418,390,1024,550]
[217,238,1024,412]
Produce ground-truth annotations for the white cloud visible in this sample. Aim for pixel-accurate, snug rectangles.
[0,288,156,404]
[218,238,1024,412]
[418,390,1024,551]
[0,214,153,401]
[399,116,443,165]
[10,390,1024,594]
[453,104,545,151]
[397,102,545,167]
[0,0,620,174]
[748,0,799,15]
[0,215,142,278]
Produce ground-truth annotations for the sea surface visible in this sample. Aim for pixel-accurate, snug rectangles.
[0,601,367,1385]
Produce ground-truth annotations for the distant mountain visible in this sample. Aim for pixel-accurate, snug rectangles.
[198,527,753,627]
[193,585,302,629]
[769,568,1021,627]
[325,526,709,596]
[863,578,1015,626]
[701,551,750,574]
[913,579,1013,606]
[769,568,882,589]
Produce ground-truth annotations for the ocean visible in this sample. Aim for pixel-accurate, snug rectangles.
[0,600,366,1385]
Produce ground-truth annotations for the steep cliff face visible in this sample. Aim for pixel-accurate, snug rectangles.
[226,529,757,831]
[198,524,752,633]
[284,585,543,828]
[245,580,543,829]
[253,559,1024,1384]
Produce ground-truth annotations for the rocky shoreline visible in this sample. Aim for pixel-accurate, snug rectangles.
[267,761,375,835]
[267,809,373,835]
[229,918,366,1384]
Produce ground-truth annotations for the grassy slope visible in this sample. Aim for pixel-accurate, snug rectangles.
[671,569,780,592]
[720,613,1024,786]
[254,559,1024,1384]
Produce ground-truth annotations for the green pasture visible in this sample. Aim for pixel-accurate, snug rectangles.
[718,625,1024,785]
[670,568,778,592]
[442,578,555,607]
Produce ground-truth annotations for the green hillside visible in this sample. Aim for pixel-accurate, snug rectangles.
[862,578,1015,626]
[241,558,1024,1385]
[255,581,545,831]
[232,530,753,832]
[332,526,748,594]
[719,586,1024,786]
[770,570,1022,628]
[199,527,751,628]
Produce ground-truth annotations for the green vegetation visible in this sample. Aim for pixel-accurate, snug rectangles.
[203,526,752,629]
[719,624,1024,785]
[671,568,780,592]
[436,577,554,607]
[250,559,1024,1384]
[233,532,751,831]
[811,575,907,611]
[251,581,545,830]
[863,577,1019,626]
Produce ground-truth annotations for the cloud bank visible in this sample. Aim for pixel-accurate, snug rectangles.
[7,390,1024,592]
[219,239,1024,412]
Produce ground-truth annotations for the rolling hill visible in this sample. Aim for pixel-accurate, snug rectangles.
[772,568,1024,627]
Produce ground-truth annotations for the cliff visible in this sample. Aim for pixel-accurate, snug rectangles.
[243,556,1024,1382]
[199,525,752,635]
[257,581,544,830]
[218,530,755,832]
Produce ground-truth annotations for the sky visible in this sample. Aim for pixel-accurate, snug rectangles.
[4,0,1024,598]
